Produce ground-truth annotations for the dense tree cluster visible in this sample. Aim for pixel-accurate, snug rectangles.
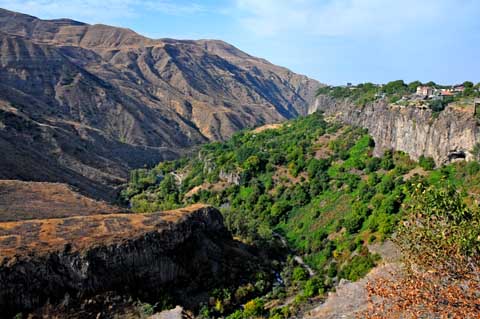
[121,112,480,318]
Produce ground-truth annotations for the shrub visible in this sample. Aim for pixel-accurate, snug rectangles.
[380,151,394,170]
[140,302,155,316]
[339,254,379,281]
[243,298,264,318]
[292,267,308,282]
[365,157,381,173]
[303,277,325,297]
[418,155,435,170]
[363,184,480,318]
[343,211,365,234]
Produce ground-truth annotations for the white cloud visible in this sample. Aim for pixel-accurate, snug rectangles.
[234,0,478,37]
[0,0,206,24]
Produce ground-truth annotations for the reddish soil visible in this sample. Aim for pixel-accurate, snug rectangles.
[0,203,208,259]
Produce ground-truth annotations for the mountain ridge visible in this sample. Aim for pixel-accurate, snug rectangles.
[0,8,321,200]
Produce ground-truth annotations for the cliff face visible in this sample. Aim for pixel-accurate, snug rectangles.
[311,95,479,164]
[0,204,262,317]
[0,8,320,200]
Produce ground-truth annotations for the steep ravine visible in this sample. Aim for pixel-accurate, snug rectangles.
[311,95,479,165]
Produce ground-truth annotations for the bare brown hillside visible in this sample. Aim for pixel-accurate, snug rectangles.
[0,8,321,200]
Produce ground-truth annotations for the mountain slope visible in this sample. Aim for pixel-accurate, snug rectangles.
[0,8,320,200]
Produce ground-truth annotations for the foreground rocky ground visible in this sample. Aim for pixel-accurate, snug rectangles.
[302,241,401,319]
[0,204,264,318]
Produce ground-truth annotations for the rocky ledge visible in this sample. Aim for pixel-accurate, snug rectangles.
[311,95,479,165]
[0,204,260,317]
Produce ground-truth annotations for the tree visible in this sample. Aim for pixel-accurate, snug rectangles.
[407,80,422,92]
[243,155,261,173]
[292,267,308,282]
[418,155,435,170]
[380,150,394,170]
[362,184,480,318]
[382,80,407,95]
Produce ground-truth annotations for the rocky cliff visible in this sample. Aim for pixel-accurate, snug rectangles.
[311,95,479,164]
[0,8,320,200]
[0,204,263,317]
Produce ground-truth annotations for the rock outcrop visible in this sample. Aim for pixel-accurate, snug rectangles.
[0,204,262,317]
[0,8,320,200]
[311,95,479,165]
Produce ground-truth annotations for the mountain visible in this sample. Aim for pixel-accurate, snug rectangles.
[0,8,320,200]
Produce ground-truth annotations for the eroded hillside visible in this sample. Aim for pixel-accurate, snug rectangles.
[0,8,320,200]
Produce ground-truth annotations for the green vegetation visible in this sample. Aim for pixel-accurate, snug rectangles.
[316,80,480,111]
[121,111,480,317]
[418,155,435,170]
[363,183,480,317]
[140,303,155,316]
[316,80,419,106]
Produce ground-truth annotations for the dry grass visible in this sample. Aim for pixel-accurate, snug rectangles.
[312,128,345,159]
[185,181,231,198]
[0,203,209,259]
[0,180,124,222]
[251,123,283,133]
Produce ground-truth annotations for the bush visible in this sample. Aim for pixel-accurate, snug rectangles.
[292,267,308,282]
[365,157,381,172]
[428,99,446,113]
[140,302,155,316]
[303,277,325,297]
[243,298,264,318]
[343,210,366,234]
[380,151,394,170]
[339,254,379,281]
[419,155,435,170]
[363,184,480,318]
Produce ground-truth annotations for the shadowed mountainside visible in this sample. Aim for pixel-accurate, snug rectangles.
[0,8,320,200]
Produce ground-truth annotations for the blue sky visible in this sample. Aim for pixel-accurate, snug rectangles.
[1,0,479,85]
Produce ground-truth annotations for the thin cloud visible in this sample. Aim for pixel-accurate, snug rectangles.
[234,0,478,37]
[0,0,207,24]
